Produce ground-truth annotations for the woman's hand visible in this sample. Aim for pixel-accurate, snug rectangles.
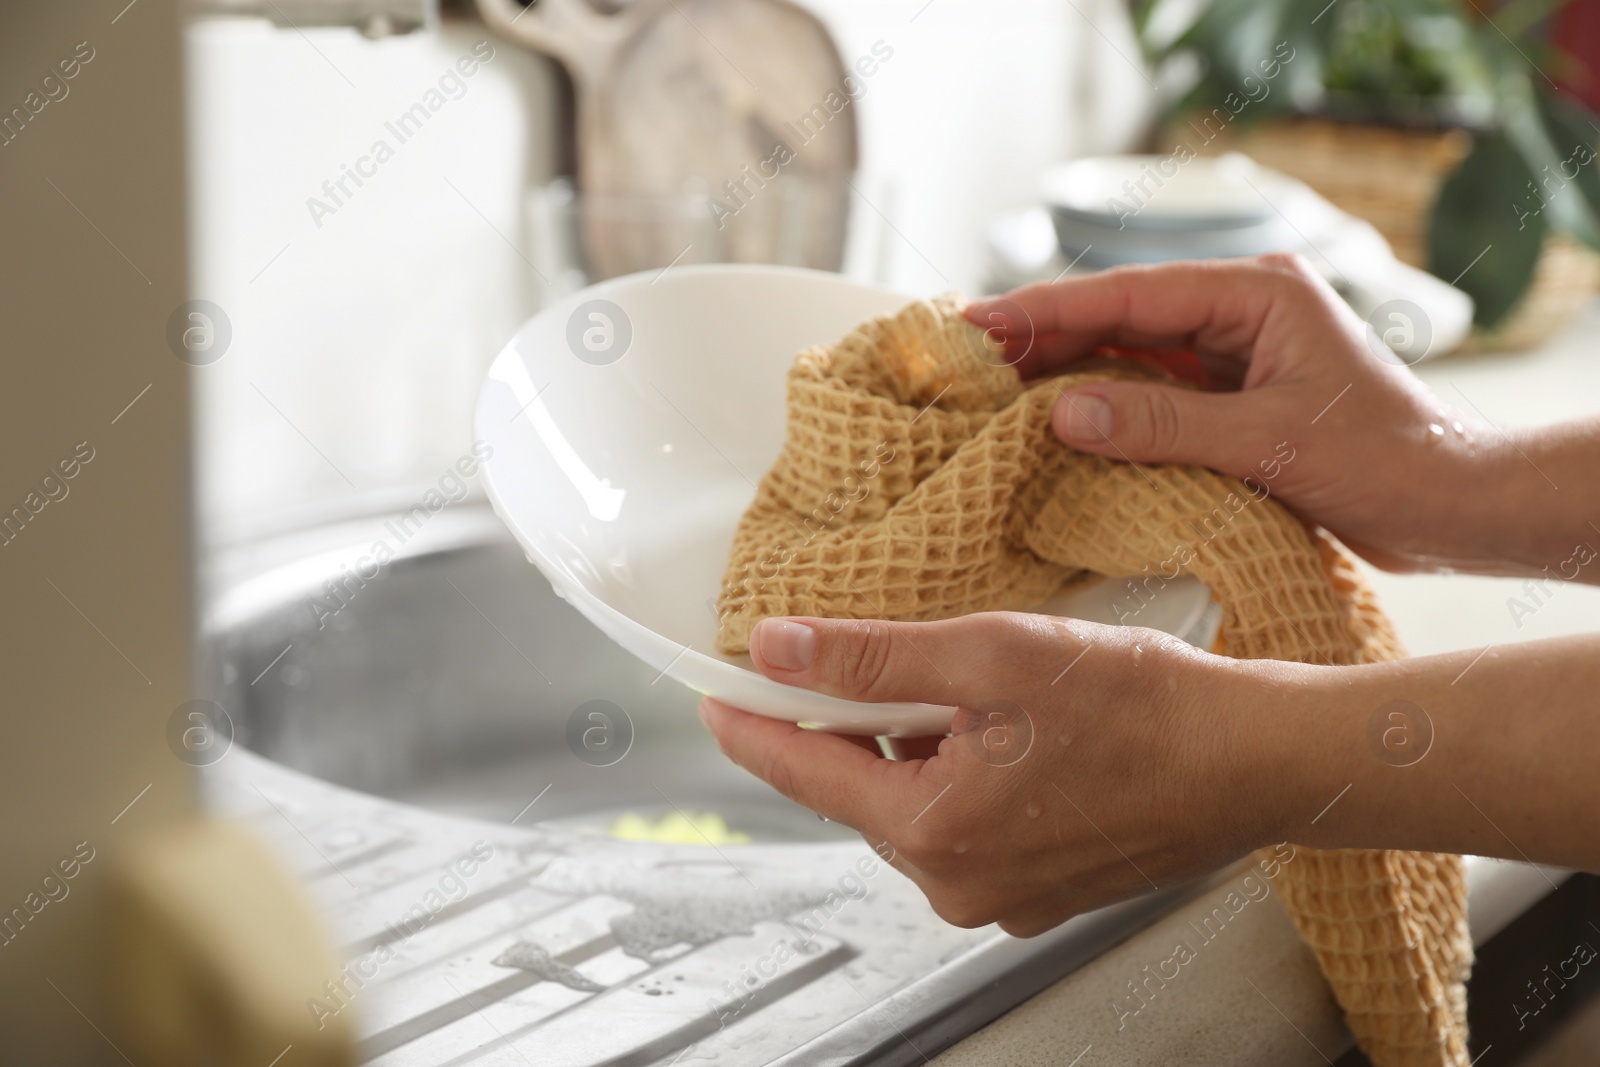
[698,613,1298,936]
[702,617,1600,928]
[964,254,1552,576]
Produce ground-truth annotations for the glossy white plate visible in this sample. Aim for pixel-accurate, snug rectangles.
[476,265,1215,735]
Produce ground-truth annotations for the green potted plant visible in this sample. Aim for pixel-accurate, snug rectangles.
[1136,0,1600,346]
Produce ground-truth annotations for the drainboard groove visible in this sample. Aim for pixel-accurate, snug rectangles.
[395,922,854,1067]
[355,895,634,1051]
[358,895,592,996]
[346,874,542,956]
[305,836,415,881]
[359,931,622,1060]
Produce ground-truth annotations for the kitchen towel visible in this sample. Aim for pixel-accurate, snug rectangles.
[715,295,1471,1067]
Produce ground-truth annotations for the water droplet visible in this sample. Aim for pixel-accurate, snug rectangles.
[1024,802,1041,819]
[1166,676,1177,693]
[645,987,663,996]
[952,841,970,854]
[1451,420,1465,435]
[1426,423,1445,444]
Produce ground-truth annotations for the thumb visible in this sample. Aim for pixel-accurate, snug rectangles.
[1053,381,1256,473]
[749,613,1062,708]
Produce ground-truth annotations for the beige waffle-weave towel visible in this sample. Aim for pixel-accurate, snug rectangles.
[715,296,1472,1066]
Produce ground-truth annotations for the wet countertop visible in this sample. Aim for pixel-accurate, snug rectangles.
[200,750,983,1066]
[203,747,1183,1067]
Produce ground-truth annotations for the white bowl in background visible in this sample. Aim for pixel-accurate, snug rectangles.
[476,265,1215,735]
[1041,153,1284,230]
[1042,153,1320,267]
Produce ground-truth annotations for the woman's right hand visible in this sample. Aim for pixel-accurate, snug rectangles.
[964,254,1538,575]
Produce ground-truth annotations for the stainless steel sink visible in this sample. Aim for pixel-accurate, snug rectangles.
[208,506,849,844]
[198,505,1184,1066]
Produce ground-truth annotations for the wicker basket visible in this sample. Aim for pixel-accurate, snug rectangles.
[1185,116,1600,352]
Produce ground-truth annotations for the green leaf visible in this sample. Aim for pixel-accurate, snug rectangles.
[1532,88,1600,248]
[1163,0,1307,121]
[1427,131,1546,327]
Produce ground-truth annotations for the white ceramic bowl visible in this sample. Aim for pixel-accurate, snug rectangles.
[1041,154,1317,267]
[1041,153,1283,230]
[476,265,1215,735]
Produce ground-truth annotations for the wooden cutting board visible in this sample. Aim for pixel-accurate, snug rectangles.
[478,0,858,280]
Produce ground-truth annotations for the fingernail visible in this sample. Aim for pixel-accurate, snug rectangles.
[755,619,816,672]
[1061,393,1113,441]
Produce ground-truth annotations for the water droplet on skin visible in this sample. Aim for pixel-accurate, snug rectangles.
[1024,802,1041,819]
[1451,420,1466,435]
[1426,423,1445,443]
[1056,620,1090,643]
[1131,645,1143,666]
[1166,676,1177,693]
[952,842,970,855]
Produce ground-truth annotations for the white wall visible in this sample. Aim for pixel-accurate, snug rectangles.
[798,0,1154,295]
[187,17,560,544]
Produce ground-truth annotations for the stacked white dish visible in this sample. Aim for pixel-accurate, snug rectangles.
[1043,153,1327,267]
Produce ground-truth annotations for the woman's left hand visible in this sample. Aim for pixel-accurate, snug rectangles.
[698,612,1299,936]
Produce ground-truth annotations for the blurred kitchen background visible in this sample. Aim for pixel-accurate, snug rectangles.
[10,0,1600,1063]
[190,0,1157,546]
[191,0,1600,540]
[187,0,1600,655]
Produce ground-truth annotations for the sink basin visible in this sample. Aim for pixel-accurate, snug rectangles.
[209,506,849,844]
[199,505,1187,1066]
